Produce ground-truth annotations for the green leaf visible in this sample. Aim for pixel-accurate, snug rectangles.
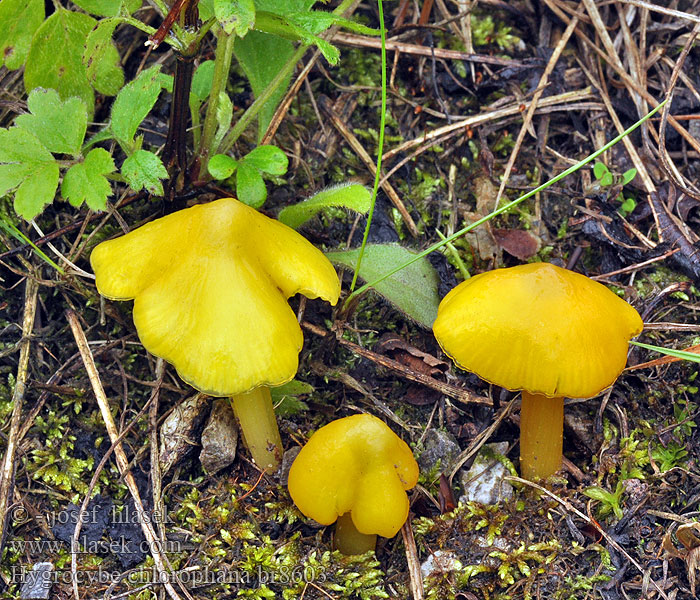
[243,145,288,175]
[15,88,87,156]
[236,162,266,208]
[215,0,256,36]
[233,30,295,142]
[208,154,238,180]
[111,65,171,151]
[121,149,168,195]
[61,148,115,210]
[253,11,339,64]
[593,162,608,181]
[326,244,441,328]
[278,183,371,229]
[270,380,313,417]
[24,9,97,115]
[0,0,44,70]
[190,60,216,104]
[0,128,59,220]
[621,167,637,186]
[83,17,125,96]
[72,0,141,17]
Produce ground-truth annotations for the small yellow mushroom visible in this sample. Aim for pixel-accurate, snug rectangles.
[288,414,419,554]
[432,262,643,481]
[91,198,340,471]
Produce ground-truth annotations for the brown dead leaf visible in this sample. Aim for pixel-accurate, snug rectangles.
[493,228,542,260]
[663,522,700,595]
[376,334,449,377]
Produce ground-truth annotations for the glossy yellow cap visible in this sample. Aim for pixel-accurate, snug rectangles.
[91,198,341,396]
[432,262,643,398]
[288,414,418,538]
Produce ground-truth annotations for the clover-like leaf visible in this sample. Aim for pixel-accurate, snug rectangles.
[61,148,116,210]
[208,154,238,180]
[214,0,255,36]
[83,17,125,96]
[15,88,87,156]
[236,161,266,208]
[243,145,288,175]
[122,149,168,195]
[0,128,59,220]
[0,0,44,70]
[111,65,173,151]
[24,8,97,115]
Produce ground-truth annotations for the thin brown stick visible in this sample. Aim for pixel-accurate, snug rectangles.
[401,519,424,600]
[66,310,184,600]
[0,277,38,556]
[302,321,491,406]
[333,31,528,66]
[384,88,594,161]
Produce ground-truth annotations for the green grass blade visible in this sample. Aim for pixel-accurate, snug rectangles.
[630,341,700,363]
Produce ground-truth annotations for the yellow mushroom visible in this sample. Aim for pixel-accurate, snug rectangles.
[91,198,340,471]
[288,414,418,554]
[432,262,643,481]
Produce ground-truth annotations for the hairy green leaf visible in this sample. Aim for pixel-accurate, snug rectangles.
[215,0,255,36]
[208,154,238,180]
[111,65,172,151]
[121,149,168,195]
[24,9,97,114]
[83,17,125,96]
[61,148,115,210]
[0,128,59,220]
[243,145,288,175]
[236,161,266,208]
[0,0,44,70]
[326,244,441,328]
[278,183,371,229]
[72,0,141,17]
[233,30,295,142]
[15,88,87,156]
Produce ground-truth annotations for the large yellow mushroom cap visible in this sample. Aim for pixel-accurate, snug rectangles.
[432,262,643,399]
[90,198,341,396]
[288,414,419,539]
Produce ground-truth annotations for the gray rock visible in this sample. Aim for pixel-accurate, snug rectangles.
[458,442,514,505]
[278,446,301,486]
[20,562,53,599]
[417,429,461,473]
[160,393,210,474]
[200,398,238,473]
[420,550,463,580]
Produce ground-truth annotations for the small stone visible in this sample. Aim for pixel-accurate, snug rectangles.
[200,398,238,474]
[278,446,301,486]
[420,550,463,580]
[20,562,53,599]
[459,442,514,505]
[160,393,210,474]
[417,429,461,473]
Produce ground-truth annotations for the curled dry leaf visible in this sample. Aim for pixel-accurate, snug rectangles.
[375,333,449,377]
[663,522,700,595]
[159,393,210,474]
[492,228,542,260]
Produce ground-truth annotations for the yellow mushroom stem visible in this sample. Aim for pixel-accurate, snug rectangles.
[519,391,564,481]
[334,512,377,555]
[230,386,283,471]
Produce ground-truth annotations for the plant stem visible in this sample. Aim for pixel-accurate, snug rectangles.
[230,386,283,471]
[334,512,377,555]
[196,26,236,179]
[519,392,563,481]
[350,0,387,291]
